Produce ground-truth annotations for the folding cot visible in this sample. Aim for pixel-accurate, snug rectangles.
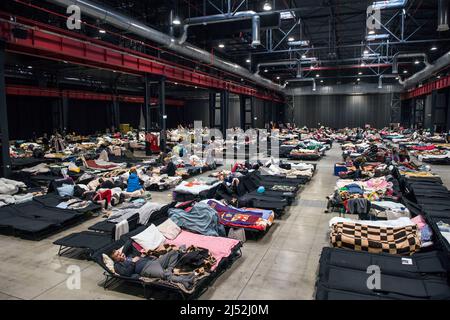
[90,225,242,300]
[0,200,89,240]
[54,203,174,257]
[316,247,450,300]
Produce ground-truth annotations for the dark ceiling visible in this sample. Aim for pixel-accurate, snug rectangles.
[2,0,450,92]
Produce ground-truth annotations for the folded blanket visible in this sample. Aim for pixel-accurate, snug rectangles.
[330,221,421,255]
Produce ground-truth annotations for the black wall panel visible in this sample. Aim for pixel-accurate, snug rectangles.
[68,100,110,134]
[117,103,141,130]
[290,94,392,129]
[7,96,54,140]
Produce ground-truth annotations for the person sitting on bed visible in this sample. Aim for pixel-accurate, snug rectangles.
[126,167,143,193]
[110,240,196,289]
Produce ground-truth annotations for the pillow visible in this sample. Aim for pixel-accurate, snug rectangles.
[131,224,165,251]
[57,184,75,197]
[157,218,181,240]
[102,254,116,274]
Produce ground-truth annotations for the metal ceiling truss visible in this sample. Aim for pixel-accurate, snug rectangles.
[0,15,283,102]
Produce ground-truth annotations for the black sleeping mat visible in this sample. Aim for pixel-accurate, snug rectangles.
[0,199,88,239]
[54,231,113,255]
[319,247,449,278]
[318,264,450,300]
[33,194,102,213]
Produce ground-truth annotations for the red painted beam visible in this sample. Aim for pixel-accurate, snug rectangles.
[0,17,284,103]
[401,75,450,100]
[5,85,185,106]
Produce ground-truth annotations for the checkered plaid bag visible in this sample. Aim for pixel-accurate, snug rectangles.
[330,221,421,255]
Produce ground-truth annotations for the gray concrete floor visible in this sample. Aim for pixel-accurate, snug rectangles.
[5,143,449,300]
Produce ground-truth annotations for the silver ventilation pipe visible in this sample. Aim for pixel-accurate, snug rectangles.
[392,53,430,74]
[401,49,450,89]
[179,11,262,45]
[254,59,316,75]
[371,0,408,10]
[45,0,284,93]
[285,78,316,91]
[255,60,299,75]
[251,15,261,47]
[438,0,449,32]
[378,74,399,89]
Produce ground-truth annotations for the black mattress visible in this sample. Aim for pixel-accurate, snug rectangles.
[0,201,85,239]
[54,231,113,254]
[316,247,450,300]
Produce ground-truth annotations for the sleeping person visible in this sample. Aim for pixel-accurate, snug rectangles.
[110,240,196,289]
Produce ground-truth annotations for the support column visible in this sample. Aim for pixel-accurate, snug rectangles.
[430,91,438,133]
[144,75,151,133]
[0,40,11,177]
[250,96,255,128]
[61,96,69,134]
[112,98,120,132]
[239,95,246,130]
[220,91,229,134]
[209,91,216,128]
[143,75,152,155]
[159,77,166,152]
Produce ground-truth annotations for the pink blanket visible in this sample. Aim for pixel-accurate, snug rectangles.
[165,231,240,271]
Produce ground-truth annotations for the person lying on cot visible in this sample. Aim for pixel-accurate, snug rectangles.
[110,241,196,289]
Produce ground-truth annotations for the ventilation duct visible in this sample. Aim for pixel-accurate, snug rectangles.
[284,78,316,91]
[392,53,430,74]
[251,15,261,47]
[400,49,450,88]
[255,60,299,75]
[378,74,399,88]
[438,0,449,32]
[45,0,283,93]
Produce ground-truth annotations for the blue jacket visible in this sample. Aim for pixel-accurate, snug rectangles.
[127,173,142,192]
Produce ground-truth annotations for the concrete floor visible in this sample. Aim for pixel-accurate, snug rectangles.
[2,143,448,300]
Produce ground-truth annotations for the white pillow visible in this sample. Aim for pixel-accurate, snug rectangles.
[102,253,116,274]
[157,218,181,240]
[131,224,165,251]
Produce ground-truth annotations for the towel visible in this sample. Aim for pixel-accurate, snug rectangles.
[115,219,129,241]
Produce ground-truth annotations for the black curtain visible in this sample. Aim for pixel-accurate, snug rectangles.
[67,99,110,135]
[119,103,141,129]
[7,96,54,140]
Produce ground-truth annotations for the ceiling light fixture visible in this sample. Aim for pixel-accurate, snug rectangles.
[403,70,408,74]
[246,59,251,63]
[172,16,181,25]
[357,78,361,81]
[414,60,420,65]
[263,2,272,11]
[358,72,362,75]
[288,36,295,42]
[264,69,268,73]
[218,43,225,48]
[368,30,375,35]
[366,34,389,41]
[316,74,320,77]
[99,29,106,34]
[363,49,369,55]
[276,76,280,80]
[431,45,438,51]
[320,80,324,83]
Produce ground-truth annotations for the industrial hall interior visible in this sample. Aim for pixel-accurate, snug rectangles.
[1,0,450,302]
